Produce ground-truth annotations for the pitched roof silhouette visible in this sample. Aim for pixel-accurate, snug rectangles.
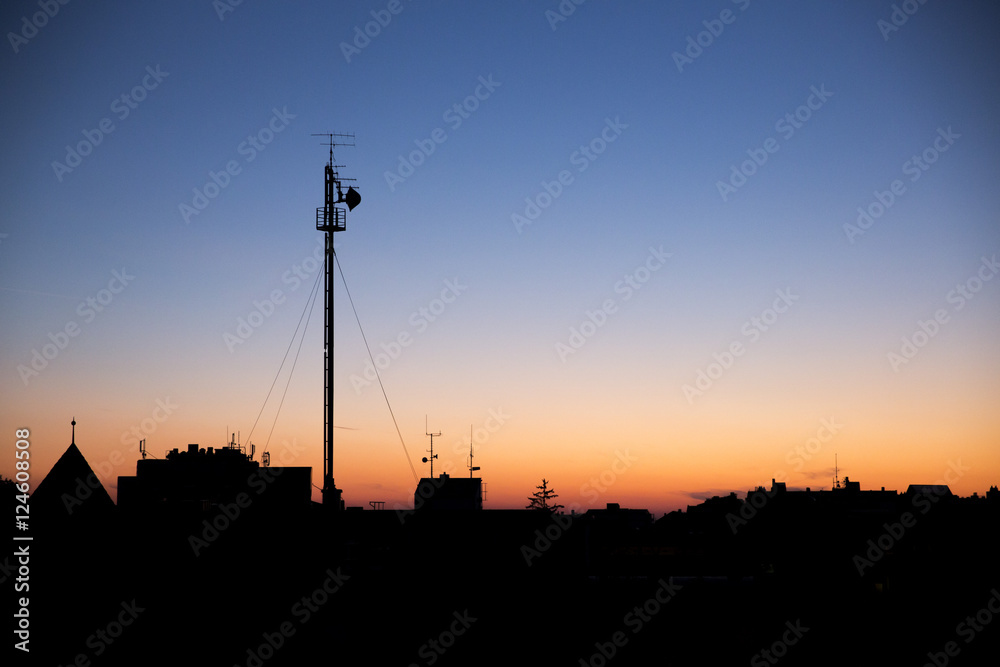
[32,441,115,523]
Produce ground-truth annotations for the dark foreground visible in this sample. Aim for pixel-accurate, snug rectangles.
[7,488,1000,667]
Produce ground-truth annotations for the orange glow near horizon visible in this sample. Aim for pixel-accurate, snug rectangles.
[1,0,998,536]
[9,380,998,518]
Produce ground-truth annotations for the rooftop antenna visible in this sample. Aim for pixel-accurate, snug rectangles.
[834,453,840,489]
[422,416,440,478]
[312,132,361,510]
[468,425,480,478]
[71,417,76,445]
[139,439,147,460]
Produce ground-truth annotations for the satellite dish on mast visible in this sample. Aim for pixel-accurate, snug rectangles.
[343,186,361,211]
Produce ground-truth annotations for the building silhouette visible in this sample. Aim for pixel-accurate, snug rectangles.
[413,472,483,511]
[20,434,1000,667]
[116,439,311,514]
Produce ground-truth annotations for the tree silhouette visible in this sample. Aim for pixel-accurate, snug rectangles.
[526,478,564,513]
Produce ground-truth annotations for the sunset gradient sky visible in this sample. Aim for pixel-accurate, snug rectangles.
[2,1,998,516]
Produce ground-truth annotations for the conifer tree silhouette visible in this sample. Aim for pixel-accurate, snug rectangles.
[526,478,564,513]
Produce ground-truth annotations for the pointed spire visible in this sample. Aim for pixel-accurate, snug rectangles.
[71,417,76,445]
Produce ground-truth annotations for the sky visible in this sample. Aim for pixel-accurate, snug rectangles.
[2,1,998,517]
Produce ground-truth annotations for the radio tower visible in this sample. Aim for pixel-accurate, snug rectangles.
[313,133,361,510]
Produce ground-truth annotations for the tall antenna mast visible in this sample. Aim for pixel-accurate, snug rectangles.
[468,424,480,478]
[834,453,840,489]
[422,416,441,478]
[312,132,361,510]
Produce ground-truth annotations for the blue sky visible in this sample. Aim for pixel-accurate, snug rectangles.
[2,1,998,514]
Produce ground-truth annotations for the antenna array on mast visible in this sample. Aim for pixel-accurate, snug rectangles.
[311,132,361,510]
[422,416,441,478]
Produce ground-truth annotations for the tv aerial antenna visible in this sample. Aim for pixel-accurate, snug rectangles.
[467,425,480,478]
[422,416,441,477]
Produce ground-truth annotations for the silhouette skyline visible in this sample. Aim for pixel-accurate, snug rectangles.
[6,428,999,665]
[3,2,999,516]
[2,2,999,664]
